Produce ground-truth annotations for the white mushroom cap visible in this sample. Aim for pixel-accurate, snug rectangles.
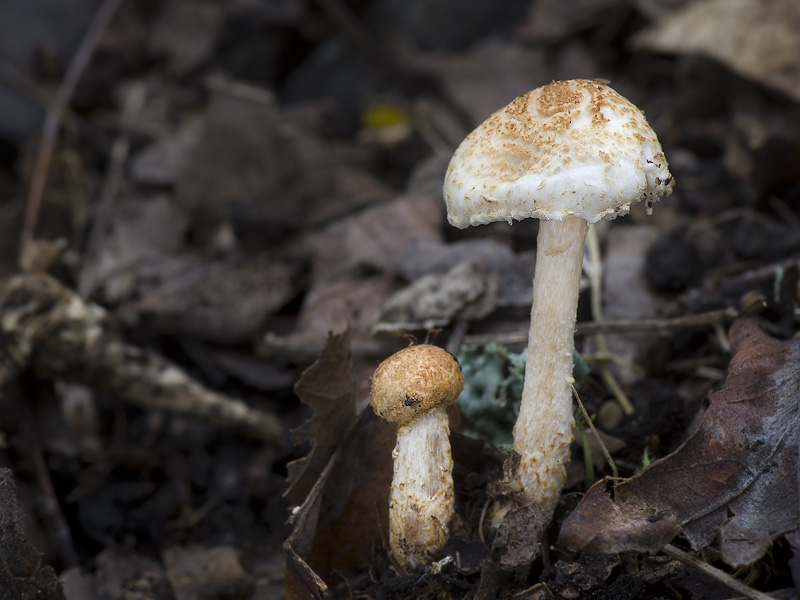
[443,79,673,228]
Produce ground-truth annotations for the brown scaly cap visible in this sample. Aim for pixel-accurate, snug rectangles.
[370,344,464,427]
[443,79,673,228]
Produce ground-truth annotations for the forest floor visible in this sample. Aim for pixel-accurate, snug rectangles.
[0,0,799,599]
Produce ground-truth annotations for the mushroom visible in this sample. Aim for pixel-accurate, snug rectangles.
[370,343,464,570]
[442,79,673,513]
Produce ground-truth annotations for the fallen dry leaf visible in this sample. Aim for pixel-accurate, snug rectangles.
[284,330,357,506]
[149,0,223,75]
[307,193,443,282]
[301,410,395,579]
[175,87,371,248]
[633,0,800,102]
[89,195,189,302]
[398,238,511,281]
[558,318,800,568]
[130,115,205,186]
[438,39,548,125]
[263,274,396,363]
[399,238,534,309]
[133,252,297,344]
[284,543,327,600]
[371,260,498,334]
[284,407,395,591]
[305,165,395,229]
[516,0,624,43]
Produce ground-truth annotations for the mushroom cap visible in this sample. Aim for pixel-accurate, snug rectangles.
[443,79,673,228]
[370,344,464,427]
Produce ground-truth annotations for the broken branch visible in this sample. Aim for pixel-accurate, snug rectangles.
[0,274,284,445]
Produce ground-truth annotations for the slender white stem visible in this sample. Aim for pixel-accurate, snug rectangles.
[389,407,454,570]
[513,217,588,513]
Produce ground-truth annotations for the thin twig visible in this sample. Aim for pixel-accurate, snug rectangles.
[477,498,490,545]
[20,0,124,253]
[661,544,774,600]
[204,75,276,106]
[578,306,742,335]
[572,385,618,482]
[445,319,469,357]
[463,306,742,347]
[78,80,147,297]
[26,435,80,567]
[332,569,356,600]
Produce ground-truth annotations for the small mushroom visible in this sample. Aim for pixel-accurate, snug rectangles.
[443,79,673,513]
[370,343,464,570]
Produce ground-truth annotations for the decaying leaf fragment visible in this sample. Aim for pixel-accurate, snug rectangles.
[558,318,800,568]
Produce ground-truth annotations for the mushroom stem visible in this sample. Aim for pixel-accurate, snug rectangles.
[389,406,454,570]
[513,217,588,513]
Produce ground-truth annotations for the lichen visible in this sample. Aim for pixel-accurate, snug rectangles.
[456,344,589,447]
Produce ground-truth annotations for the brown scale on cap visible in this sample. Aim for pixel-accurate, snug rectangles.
[535,80,583,117]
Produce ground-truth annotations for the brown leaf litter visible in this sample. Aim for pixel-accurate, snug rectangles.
[558,318,800,568]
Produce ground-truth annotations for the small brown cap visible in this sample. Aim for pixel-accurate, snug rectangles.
[370,344,464,426]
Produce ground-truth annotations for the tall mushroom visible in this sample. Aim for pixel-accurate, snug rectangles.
[370,343,464,570]
[443,79,673,513]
